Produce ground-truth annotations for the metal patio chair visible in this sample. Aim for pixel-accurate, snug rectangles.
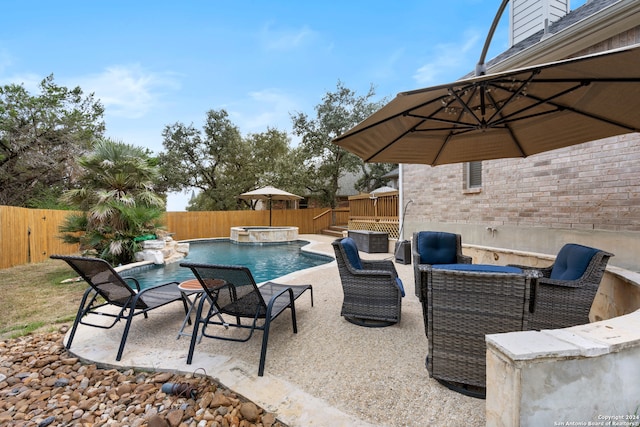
[51,255,188,361]
[180,262,313,376]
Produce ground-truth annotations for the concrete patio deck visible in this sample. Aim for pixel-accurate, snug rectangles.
[65,234,485,427]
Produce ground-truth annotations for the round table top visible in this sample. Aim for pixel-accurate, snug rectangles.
[178,278,226,291]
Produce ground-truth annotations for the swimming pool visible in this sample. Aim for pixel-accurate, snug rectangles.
[127,239,332,289]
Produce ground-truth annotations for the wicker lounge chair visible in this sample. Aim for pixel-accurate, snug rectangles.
[51,255,188,361]
[425,264,537,398]
[180,263,313,376]
[510,243,614,330]
[332,237,404,327]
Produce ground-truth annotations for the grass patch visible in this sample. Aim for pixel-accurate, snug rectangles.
[0,258,87,340]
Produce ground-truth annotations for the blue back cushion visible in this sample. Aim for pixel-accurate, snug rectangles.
[341,237,363,270]
[417,232,458,265]
[550,244,599,280]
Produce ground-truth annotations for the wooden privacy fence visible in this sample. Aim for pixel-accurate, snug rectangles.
[0,206,82,269]
[163,207,330,241]
[348,191,400,239]
[0,206,337,269]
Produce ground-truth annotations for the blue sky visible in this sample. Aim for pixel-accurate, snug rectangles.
[1,0,586,209]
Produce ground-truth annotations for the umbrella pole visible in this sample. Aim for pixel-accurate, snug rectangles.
[476,0,509,76]
[269,197,272,226]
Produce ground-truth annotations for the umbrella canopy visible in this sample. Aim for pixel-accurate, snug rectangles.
[238,186,302,226]
[334,44,640,166]
[370,186,398,195]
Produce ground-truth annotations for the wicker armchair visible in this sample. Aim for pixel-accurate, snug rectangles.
[425,264,537,397]
[412,231,472,300]
[332,237,404,327]
[510,243,614,330]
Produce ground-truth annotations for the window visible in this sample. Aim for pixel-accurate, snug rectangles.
[465,161,482,190]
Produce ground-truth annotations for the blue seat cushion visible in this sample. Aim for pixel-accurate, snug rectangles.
[395,277,405,297]
[417,232,458,264]
[341,237,363,270]
[433,264,522,274]
[550,244,599,281]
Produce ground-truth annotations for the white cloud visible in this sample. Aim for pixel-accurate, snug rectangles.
[74,65,181,119]
[229,88,299,134]
[413,30,481,86]
[260,23,317,50]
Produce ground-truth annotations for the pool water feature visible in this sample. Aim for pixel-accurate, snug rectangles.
[127,239,331,289]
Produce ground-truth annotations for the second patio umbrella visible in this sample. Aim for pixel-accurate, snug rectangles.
[334,44,640,166]
[238,186,302,226]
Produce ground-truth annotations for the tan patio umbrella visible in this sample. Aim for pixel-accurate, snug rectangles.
[333,44,640,166]
[238,186,302,226]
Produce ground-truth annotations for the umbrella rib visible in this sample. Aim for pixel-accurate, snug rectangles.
[494,81,640,132]
[486,72,538,124]
[489,81,586,127]
[364,120,424,162]
[485,90,528,157]
[333,96,449,142]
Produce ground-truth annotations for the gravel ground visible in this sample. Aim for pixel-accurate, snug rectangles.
[46,235,486,427]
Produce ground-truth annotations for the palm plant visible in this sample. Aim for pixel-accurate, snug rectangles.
[59,138,165,265]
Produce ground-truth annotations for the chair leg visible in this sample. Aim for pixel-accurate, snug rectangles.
[290,301,298,334]
[116,303,138,361]
[187,296,208,365]
[258,317,271,377]
[65,288,94,350]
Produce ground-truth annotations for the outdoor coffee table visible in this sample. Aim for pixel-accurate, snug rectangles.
[177,278,226,339]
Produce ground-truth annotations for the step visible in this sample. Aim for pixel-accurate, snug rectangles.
[321,229,345,238]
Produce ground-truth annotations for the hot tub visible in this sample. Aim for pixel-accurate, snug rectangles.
[230,226,299,244]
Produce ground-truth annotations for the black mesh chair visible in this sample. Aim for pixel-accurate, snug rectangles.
[180,263,313,376]
[51,255,188,361]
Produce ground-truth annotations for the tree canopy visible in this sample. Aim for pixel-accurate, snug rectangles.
[291,81,395,208]
[0,75,105,207]
[59,138,164,265]
[159,109,305,211]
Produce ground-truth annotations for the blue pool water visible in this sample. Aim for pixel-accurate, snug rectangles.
[128,239,332,289]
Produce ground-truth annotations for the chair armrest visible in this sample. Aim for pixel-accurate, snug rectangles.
[349,267,397,279]
[508,264,553,278]
[361,259,397,272]
[123,277,142,292]
[535,276,588,289]
[416,264,433,273]
[458,255,473,264]
[137,280,181,295]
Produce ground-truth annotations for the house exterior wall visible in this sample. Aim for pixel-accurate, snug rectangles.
[402,25,640,271]
[510,0,570,45]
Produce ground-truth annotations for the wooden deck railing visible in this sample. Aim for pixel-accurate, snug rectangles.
[347,191,400,239]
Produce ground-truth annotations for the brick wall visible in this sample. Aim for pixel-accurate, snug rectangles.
[404,133,640,232]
